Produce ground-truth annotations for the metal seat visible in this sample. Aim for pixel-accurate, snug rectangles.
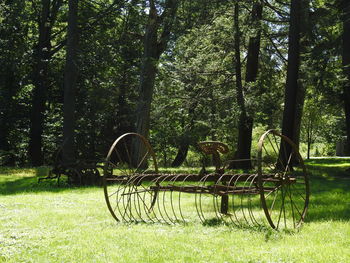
[198,141,229,173]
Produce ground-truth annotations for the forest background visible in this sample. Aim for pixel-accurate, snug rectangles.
[1,0,349,168]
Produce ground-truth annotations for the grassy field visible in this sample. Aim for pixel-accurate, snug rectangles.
[1,159,350,263]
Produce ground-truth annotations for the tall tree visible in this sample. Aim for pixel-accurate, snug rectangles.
[62,0,79,164]
[232,0,263,169]
[341,0,350,154]
[233,2,245,165]
[280,0,309,150]
[171,92,199,167]
[133,0,178,162]
[0,0,27,165]
[135,0,179,138]
[28,0,62,166]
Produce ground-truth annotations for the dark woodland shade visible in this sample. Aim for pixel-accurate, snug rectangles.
[341,0,350,155]
[0,0,349,166]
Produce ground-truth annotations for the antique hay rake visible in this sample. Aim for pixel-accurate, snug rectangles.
[103,130,310,229]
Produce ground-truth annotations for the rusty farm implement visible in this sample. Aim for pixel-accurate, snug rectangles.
[103,130,310,229]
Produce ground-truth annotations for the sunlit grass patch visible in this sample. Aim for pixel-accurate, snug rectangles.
[1,159,350,262]
[305,158,350,179]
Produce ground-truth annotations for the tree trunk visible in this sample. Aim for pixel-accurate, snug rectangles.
[133,3,159,166]
[231,2,262,169]
[28,0,52,166]
[306,120,312,159]
[133,0,178,164]
[171,140,190,167]
[280,0,309,158]
[240,1,262,169]
[0,71,16,165]
[342,0,350,155]
[135,6,159,139]
[0,0,26,165]
[233,2,245,162]
[62,0,79,164]
[28,0,62,166]
[116,35,137,136]
[171,90,199,167]
[246,1,263,85]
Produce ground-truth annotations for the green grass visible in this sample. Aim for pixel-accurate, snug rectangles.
[1,159,350,263]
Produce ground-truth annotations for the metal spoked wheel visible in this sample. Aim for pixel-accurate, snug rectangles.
[257,129,310,229]
[103,133,158,222]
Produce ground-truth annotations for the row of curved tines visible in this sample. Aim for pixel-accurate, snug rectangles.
[110,173,271,227]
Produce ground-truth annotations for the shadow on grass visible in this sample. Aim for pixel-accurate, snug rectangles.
[202,218,226,227]
[305,157,350,166]
[1,160,350,224]
[0,167,101,195]
[305,159,350,223]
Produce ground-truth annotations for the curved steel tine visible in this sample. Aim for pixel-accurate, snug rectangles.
[161,174,177,224]
[149,175,165,224]
[120,176,134,222]
[213,174,227,225]
[240,174,252,227]
[131,174,153,223]
[243,174,255,226]
[166,174,182,225]
[127,175,151,223]
[178,174,193,225]
[168,173,181,224]
[195,174,205,223]
[169,173,183,224]
[196,174,212,224]
[212,175,221,222]
[107,175,126,223]
[226,174,240,228]
[129,175,142,222]
[126,176,141,222]
[247,174,262,227]
[112,184,123,222]
[245,174,260,227]
[140,174,159,223]
[117,178,129,222]
[233,174,245,227]
[116,176,129,222]
[156,175,172,224]
[134,174,149,223]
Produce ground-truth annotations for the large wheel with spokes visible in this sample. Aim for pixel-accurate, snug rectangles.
[103,133,158,222]
[257,130,309,229]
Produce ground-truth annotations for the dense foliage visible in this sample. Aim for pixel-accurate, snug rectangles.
[0,0,349,166]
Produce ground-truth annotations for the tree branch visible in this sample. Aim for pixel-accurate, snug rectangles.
[50,0,63,28]
[50,0,125,55]
[263,0,289,18]
[263,31,288,64]
[157,0,179,56]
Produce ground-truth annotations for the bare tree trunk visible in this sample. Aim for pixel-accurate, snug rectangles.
[136,0,178,138]
[245,1,263,85]
[231,1,262,169]
[28,0,52,166]
[306,119,312,159]
[0,71,16,165]
[171,140,190,167]
[133,0,178,164]
[116,27,137,136]
[28,0,62,166]
[341,0,350,155]
[135,2,159,140]
[233,2,245,162]
[62,0,79,164]
[171,89,199,167]
[280,0,309,158]
[0,0,26,165]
